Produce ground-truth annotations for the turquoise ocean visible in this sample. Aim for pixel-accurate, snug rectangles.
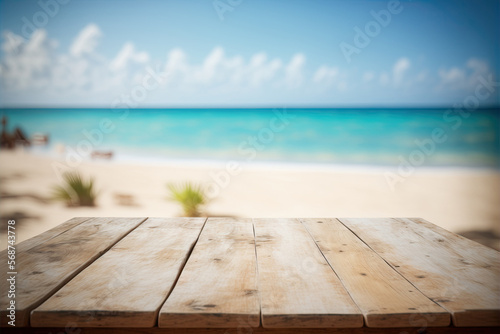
[1,108,499,168]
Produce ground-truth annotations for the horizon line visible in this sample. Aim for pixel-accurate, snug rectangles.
[1,105,500,110]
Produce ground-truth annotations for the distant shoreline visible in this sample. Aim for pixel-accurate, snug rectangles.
[21,146,500,174]
[1,106,500,111]
[2,107,499,169]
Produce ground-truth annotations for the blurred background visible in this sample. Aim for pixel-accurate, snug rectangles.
[1,0,499,250]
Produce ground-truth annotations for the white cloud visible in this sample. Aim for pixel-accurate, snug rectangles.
[369,58,411,88]
[165,48,189,75]
[1,24,495,106]
[0,29,57,91]
[70,23,102,57]
[465,58,490,87]
[1,26,313,103]
[467,58,488,74]
[248,53,282,87]
[313,66,339,84]
[312,65,347,91]
[110,42,149,71]
[2,31,24,54]
[437,58,491,91]
[285,53,306,88]
[0,24,125,100]
[393,57,410,86]
[197,46,224,83]
[438,67,465,87]
[163,47,288,90]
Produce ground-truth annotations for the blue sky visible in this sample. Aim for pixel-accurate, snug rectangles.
[0,0,498,107]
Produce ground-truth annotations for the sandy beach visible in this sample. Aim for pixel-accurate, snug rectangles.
[1,149,499,250]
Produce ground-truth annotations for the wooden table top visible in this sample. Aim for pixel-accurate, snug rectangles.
[1,217,499,333]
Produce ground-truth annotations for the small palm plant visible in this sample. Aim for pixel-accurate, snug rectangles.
[167,182,206,217]
[52,171,97,207]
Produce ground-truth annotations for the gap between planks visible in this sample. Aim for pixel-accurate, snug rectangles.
[1,217,149,327]
[159,218,260,328]
[4,217,497,330]
[254,218,364,328]
[300,218,450,328]
[335,217,445,312]
[252,220,263,328]
[30,217,208,328]
[334,217,447,314]
[338,217,500,327]
[154,217,209,325]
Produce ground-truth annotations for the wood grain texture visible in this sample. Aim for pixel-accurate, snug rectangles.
[0,217,146,327]
[31,217,207,328]
[2,326,499,334]
[339,218,500,327]
[1,217,90,256]
[159,218,260,328]
[254,218,363,328]
[301,218,450,328]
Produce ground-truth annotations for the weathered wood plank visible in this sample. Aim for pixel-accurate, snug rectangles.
[339,218,500,327]
[1,217,90,255]
[159,217,259,328]
[406,218,499,264]
[301,218,450,327]
[2,326,499,334]
[31,217,207,328]
[254,218,363,328]
[0,217,147,327]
